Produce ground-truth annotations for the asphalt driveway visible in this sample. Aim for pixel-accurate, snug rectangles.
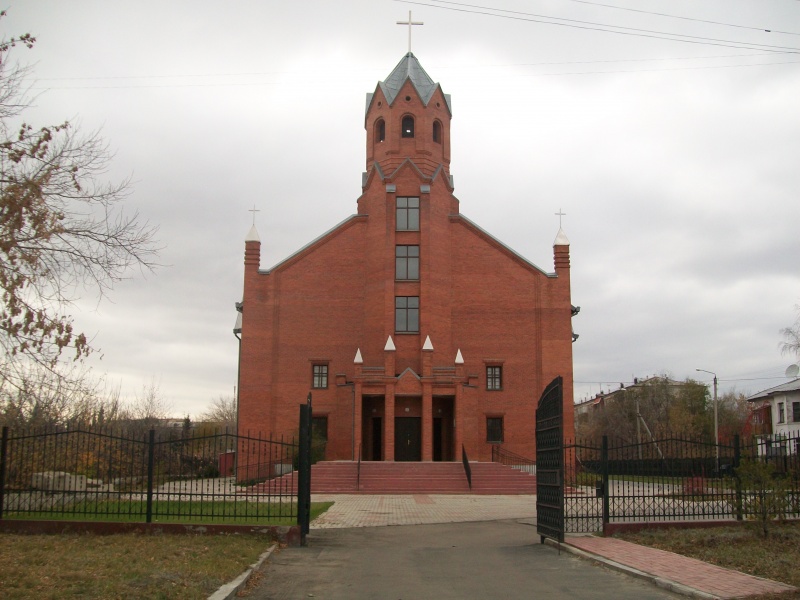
[246,519,680,600]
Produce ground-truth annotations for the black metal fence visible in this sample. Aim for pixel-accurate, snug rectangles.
[0,425,303,524]
[564,433,800,534]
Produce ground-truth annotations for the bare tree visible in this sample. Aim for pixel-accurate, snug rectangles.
[126,378,172,428]
[780,305,800,360]
[199,395,237,431]
[0,14,159,389]
[0,363,124,430]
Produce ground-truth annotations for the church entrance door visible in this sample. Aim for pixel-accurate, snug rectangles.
[371,417,383,461]
[394,417,421,461]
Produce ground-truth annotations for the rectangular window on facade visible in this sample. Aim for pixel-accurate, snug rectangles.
[395,296,420,333]
[396,197,420,231]
[487,366,502,390]
[778,402,785,423]
[312,364,328,389]
[793,401,800,423]
[396,245,420,280]
[486,417,504,443]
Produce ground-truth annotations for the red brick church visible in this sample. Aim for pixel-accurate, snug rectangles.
[236,52,576,463]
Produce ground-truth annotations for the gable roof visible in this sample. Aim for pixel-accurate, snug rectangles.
[452,214,554,277]
[747,378,800,402]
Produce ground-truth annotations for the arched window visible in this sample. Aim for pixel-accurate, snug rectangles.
[376,119,385,143]
[433,121,442,143]
[402,115,415,138]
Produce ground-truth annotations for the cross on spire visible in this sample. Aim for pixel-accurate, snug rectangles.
[248,204,260,226]
[397,10,423,53]
[555,208,566,228]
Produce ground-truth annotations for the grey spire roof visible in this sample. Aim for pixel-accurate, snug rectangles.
[373,52,452,113]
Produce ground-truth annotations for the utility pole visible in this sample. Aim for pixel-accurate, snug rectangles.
[696,369,719,474]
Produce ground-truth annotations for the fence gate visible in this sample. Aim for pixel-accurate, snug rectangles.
[536,376,564,543]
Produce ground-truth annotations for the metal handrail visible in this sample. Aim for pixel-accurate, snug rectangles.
[461,444,472,490]
[491,445,536,473]
[356,444,362,491]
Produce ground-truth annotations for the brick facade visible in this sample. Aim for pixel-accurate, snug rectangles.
[237,53,575,463]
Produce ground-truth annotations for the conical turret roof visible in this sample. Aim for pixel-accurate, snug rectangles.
[367,52,452,114]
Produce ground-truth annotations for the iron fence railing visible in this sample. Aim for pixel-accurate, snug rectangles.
[0,425,301,524]
[563,433,800,534]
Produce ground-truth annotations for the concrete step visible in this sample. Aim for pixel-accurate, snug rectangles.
[240,461,537,495]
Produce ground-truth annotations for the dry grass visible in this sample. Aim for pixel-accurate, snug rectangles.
[0,532,271,599]
[0,502,334,598]
[617,522,800,599]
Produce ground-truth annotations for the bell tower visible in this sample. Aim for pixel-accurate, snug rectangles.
[362,53,453,192]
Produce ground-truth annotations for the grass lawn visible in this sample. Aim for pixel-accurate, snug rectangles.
[4,500,333,526]
[0,501,334,599]
[616,522,800,599]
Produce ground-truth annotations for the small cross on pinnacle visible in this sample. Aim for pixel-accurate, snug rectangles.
[248,205,260,226]
[555,208,566,228]
[397,11,423,53]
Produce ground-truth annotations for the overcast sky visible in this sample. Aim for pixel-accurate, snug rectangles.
[4,1,799,416]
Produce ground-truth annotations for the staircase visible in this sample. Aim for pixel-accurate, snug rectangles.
[242,461,536,495]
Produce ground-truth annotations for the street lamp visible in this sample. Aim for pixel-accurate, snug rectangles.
[696,368,719,473]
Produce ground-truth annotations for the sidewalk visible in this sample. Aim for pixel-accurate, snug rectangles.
[562,535,797,599]
[306,494,797,599]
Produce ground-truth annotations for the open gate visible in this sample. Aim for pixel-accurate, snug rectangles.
[536,376,564,543]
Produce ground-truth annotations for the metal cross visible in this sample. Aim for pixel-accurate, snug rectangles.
[397,11,423,53]
[555,208,566,228]
[248,205,260,226]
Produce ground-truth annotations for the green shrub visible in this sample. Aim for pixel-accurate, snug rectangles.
[736,458,790,537]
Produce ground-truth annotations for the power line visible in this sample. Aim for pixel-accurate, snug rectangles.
[28,54,800,91]
[29,51,789,81]
[398,0,800,54]
[29,59,799,91]
[553,0,800,36]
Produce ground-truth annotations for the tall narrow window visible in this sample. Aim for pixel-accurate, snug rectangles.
[794,401,800,423]
[486,417,504,443]
[396,245,420,280]
[433,120,441,143]
[396,197,420,231]
[376,118,385,142]
[395,296,419,333]
[312,364,328,389]
[487,366,503,391]
[778,402,785,423]
[401,115,415,138]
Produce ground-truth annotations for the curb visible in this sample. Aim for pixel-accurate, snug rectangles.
[545,538,718,600]
[208,543,277,600]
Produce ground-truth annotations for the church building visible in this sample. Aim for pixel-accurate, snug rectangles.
[236,52,576,463]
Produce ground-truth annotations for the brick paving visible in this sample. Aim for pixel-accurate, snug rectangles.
[567,536,797,599]
[310,493,537,528]
[309,494,798,598]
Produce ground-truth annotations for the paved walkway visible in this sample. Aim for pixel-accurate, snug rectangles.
[310,493,537,528]
[566,536,796,599]
[301,494,798,599]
